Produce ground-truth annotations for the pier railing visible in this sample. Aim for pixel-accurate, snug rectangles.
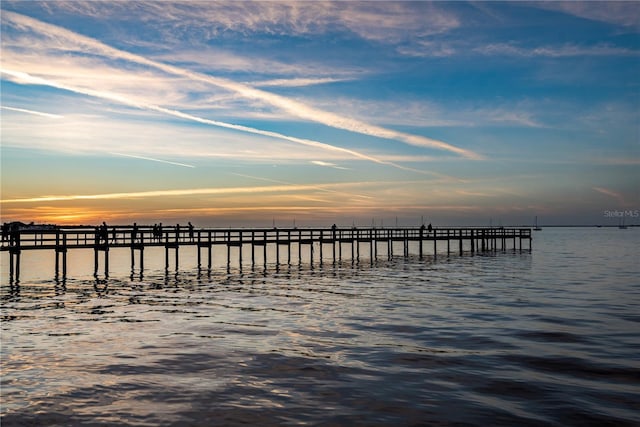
[1,226,531,248]
[1,226,531,281]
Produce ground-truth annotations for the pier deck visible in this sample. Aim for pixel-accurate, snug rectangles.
[1,226,531,282]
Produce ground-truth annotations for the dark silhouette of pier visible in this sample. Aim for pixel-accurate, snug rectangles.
[1,224,532,282]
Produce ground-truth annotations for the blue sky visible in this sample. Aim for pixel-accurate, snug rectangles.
[1,1,638,226]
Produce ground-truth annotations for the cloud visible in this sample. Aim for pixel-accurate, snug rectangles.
[593,186,628,206]
[251,77,350,88]
[310,160,349,170]
[0,101,467,166]
[532,2,640,29]
[0,183,338,204]
[154,49,363,79]
[474,43,638,58]
[593,158,640,166]
[0,179,399,204]
[31,1,460,43]
[1,11,480,159]
[396,40,457,58]
[304,97,547,129]
[1,68,417,172]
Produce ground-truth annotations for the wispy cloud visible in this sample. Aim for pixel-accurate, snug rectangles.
[153,49,364,80]
[1,68,418,172]
[2,11,480,159]
[532,2,640,28]
[593,186,628,206]
[251,77,350,88]
[1,179,391,204]
[474,43,638,58]
[0,183,337,204]
[34,1,460,44]
[311,160,349,170]
[230,173,372,201]
[307,97,545,129]
[1,105,63,118]
[399,39,638,59]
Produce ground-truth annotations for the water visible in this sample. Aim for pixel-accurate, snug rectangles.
[1,228,639,426]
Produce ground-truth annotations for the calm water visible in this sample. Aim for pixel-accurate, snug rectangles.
[1,228,639,426]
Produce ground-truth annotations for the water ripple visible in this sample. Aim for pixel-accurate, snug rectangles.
[1,228,639,425]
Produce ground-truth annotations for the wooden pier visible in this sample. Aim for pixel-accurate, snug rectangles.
[1,225,532,282]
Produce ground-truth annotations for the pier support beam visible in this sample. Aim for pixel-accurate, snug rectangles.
[9,249,21,283]
[165,245,178,270]
[55,248,67,278]
[94,247,109,277]
[130,245,144,272]
[55,232,68,279]
[471,230,475,253]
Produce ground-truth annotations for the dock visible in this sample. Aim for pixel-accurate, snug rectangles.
[1,225,532,282]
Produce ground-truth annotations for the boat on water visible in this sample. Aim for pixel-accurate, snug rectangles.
[534,216,542,231]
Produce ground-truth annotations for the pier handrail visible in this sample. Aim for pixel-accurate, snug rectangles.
[1,225,531,251]
[3,225,532,282]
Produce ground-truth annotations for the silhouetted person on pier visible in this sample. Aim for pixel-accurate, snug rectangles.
[10,223,19,246]
[2,223,8,242]
[100,222,108,244]
[427,223,433,234]
[188,222,194,241]
[158,223,163,242]
[132,223,139,243]
[111,227,117,244]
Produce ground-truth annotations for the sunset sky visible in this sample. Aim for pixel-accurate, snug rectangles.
[1,1,638,227]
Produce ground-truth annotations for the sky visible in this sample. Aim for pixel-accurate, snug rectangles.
[1,1,639,227]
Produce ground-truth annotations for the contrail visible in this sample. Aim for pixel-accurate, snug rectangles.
[231,172,372,200]
[110,152,196,168]
[0,68,423,173]
[1,181,369,204]
[2,11,482,160]
[1,105,63,118]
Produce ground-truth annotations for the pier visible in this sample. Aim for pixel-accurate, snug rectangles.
[1,225,532,282]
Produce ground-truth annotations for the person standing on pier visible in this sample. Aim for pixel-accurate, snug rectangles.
[2,223,9,242]
[100,222,108,244]
[428,223,433,234]
[132,223,139,243]
[188,222,194,242]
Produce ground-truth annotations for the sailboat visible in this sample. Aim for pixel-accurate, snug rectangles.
[619,216,627,229]
[534,216,542,231]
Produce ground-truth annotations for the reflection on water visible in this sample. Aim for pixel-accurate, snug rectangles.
[1,228,639,426]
